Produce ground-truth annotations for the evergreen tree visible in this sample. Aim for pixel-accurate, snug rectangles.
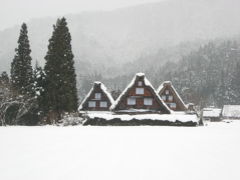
[0,71,10,102]
[44,17,78,120]
[230,62,240,104]
[10,23,33,96]
[0,72,10,86]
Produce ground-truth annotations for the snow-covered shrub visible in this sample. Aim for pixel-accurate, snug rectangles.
[0,97,40,126]
[58,113,84,126]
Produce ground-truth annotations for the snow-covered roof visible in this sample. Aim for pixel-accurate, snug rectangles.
[135,72,145,76]
[78,88,94,111]
[110,73,171,113]
[202,108,222,118]
[86,111,198,123]
[156,81,172,92]
[78,82,114,110]
[97,82,114,105]
[222,105,240,118]
[157,81,187,110]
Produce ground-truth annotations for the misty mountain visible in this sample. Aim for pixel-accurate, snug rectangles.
[1,0,240,77]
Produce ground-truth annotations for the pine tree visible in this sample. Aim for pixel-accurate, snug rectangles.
[44,17,78,120]
[10,23,33,96]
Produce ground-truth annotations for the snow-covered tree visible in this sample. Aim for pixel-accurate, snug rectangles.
[10,23,33,96]
[44,17,78,122]
[33,62,47,117]
[1,24,41,126]
[33,62,45,97]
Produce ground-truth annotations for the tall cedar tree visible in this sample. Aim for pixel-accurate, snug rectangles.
[11,23,33,95]
[44,18,78,117]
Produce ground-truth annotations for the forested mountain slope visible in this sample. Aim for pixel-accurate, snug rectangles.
[1,0,240,77]
[101,39,240,107]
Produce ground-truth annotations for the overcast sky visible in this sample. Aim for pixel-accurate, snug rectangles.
[0,0,164,31]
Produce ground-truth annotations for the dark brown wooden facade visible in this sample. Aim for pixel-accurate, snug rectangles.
[79,82,114,111]
[111,73,171,114]
[157,81,187,111]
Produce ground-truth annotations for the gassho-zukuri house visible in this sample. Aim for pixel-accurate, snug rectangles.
[79,73,199,126]
[78,81,114,111]
[157,81,188,111]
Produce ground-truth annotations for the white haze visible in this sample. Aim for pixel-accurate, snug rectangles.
[0,0,164,30]
[1,0,240,76]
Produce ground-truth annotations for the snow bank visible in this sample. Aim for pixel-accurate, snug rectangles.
[87,112,198,123]
[88,113,199,122]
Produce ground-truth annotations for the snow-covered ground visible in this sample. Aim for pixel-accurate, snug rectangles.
[1,121,240,180]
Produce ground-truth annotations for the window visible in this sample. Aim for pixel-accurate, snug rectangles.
[88,101,96,108]
[127,97,136,105]
[95,93,101,100]
[170,103,176,108]
[138,81,143,86]
[168,95,173,101]
[144,98,153,106]
[161,95,166,101]
[136,88,144,95]
[100,101,107,108]
[165,90,169,95]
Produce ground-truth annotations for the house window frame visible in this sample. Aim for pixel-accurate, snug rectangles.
[127,97,136,105]
[165,90,170,95]
[144,98,153,106]
[100,101,108,108]
[136,88,144,95]
[138,81,143,86]
[170,103,176,108]
[168,95,173,101]
[95,93,101,100]
[88,101,96,108]
[161,95,166,101]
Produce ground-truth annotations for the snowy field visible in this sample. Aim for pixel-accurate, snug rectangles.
[1,121,240,180]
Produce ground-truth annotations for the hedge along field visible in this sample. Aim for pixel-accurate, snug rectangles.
[0,121,240,180]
